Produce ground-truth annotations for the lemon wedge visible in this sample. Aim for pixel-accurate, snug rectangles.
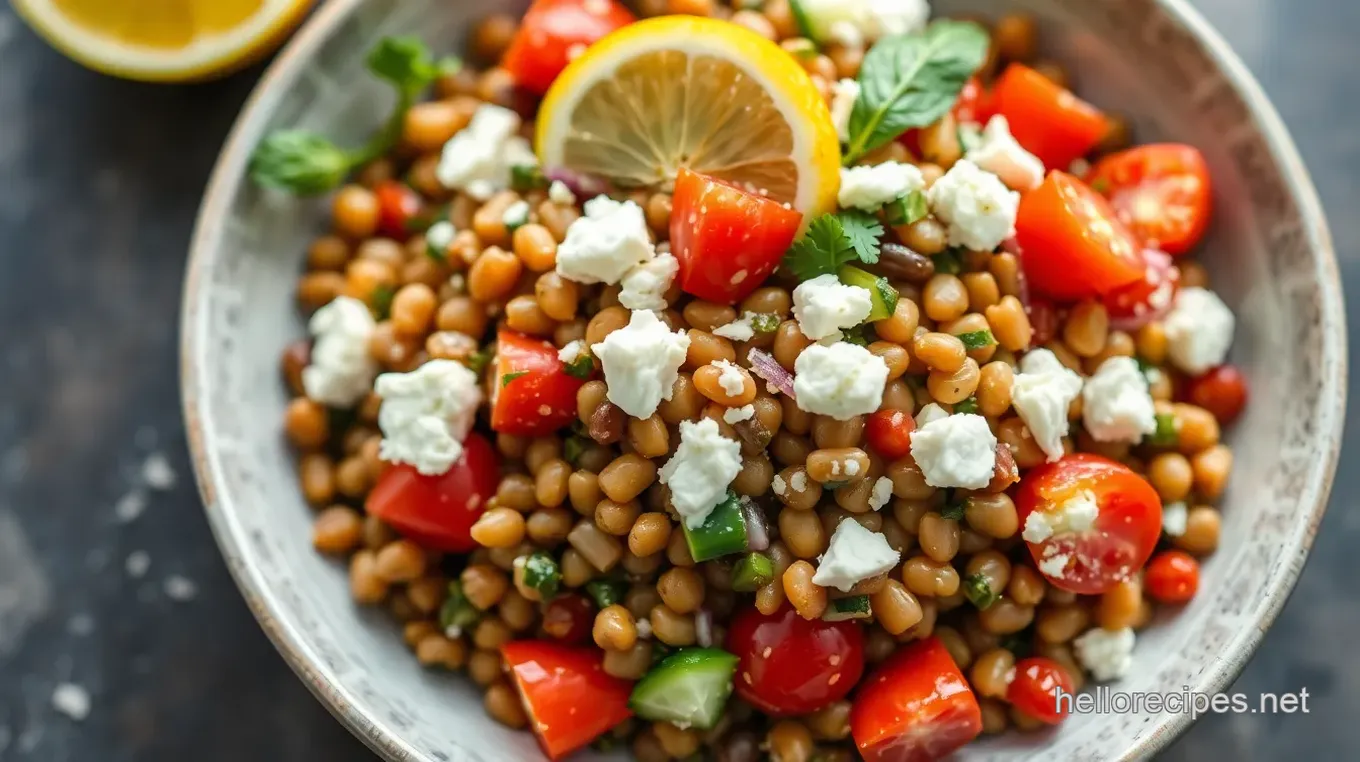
[13,0,313,82]
[537,15,841,218]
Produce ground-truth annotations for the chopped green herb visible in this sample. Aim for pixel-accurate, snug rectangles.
[562,350,595,379]
[438,581,480,633]
[957,330,995,350]
[823,595,873,621]
[465,349,493,376]
[730,552,775,592]
[963,573,998,609]
[1146,412,1179,447]
[885,190,929,226]
[511,164,548,192]
[405,203,449,235]
[940,494,966,521]
[371,284,396,320]
[999,631,1033,659]
[750,313,782,333]
[953,396,980,415]
[501,370,529,387]
[783,213,883,281]
[520,551,561,599]
[836,210,885,263]
[840,324,876,346]
[563,436,588,467]
[585,578,627,609]
[931,248,963,275]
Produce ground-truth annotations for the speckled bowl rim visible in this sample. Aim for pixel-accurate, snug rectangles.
[181,1,1346,759]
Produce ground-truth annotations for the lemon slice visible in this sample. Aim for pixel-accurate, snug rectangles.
[537,16,841,218]
[13,0,313,82]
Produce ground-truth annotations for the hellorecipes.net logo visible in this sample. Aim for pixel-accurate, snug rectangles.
[1054,686,1313,720]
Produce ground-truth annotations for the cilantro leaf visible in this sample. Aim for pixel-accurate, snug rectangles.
[501,370,529,387]
[953,396,980,414]
[782,214,857,281]
[751,313,781,333]
[562,351,595,380]
[837,210,885,264]
[464,349,493,376]
[957,330,995,350]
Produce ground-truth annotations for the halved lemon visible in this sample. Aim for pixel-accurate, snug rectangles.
[537,15,841,218]
[12,0,313,82]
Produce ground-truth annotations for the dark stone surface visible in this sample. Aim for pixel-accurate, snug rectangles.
[0,1,1353,759]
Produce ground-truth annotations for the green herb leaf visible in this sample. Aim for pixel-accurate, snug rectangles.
[957,330,995,350]
[501,370,529,387]
[562,350,595,380]
[940,495,966,521]
[366,35,444,94]
[406,203,449,235]
[521,551,561,599]
[465,349,493,376]
[953,396,979,415]
[511,164,548,192]
[783,37,818,59]
[963,573,998,609]
[1146,412,1179,447]
[584,578,626,609]
[751,313,782,333]
[885,190,929,226]
[840,324,873,346]
[837,210,885,264]
[248,131,354,195]
[844,20,990,164]
[782,214,857,281]
[999,631,1032,659]
[563,436,588,467]
[438,581,480,632]
[371,284,396,320]
[931,248,963,275]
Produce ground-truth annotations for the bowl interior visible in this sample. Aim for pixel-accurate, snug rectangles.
[182,0,1344,759]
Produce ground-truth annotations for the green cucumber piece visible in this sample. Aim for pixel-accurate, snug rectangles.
[438,581,480,633]
[682,491,749,562]
[629,648,739,730]
[730,552,774,592]
[585,578,626,609]
[823,595,872,622]
[963,573,998,610]
[520,551,561,599]
[838,265,899,322]
[885,190,929,227]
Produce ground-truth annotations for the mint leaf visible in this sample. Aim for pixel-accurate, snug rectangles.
[845,20,990,164]
[837,210,885,263]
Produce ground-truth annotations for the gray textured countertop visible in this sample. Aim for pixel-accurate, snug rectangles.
[0,1,1355,759]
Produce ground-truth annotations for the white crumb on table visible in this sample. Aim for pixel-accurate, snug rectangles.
[124,551,151,578]
[113,490,147,523]
[163,575,197,601]
[140,452,176,491]
[51,683,91,721]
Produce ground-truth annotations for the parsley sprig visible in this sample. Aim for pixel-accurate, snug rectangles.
[782,211,886,281]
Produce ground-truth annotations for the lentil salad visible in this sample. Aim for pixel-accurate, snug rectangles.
[258,1,1245,759]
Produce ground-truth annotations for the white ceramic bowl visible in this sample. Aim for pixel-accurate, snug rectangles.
[181,0,1347,759]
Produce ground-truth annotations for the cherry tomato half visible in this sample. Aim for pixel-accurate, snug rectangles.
[1006,657,1076,725]
[501,0,635,95]
[670,168,804,305]
[727,604,865,716]
[1181,364,1249,425]
[375,181,421,239]
[1016,453,1163,595]
[1144,550,1201,604]
[1102,248,1180,331]
[1086,144,1213,256]
[991,63,1110,169]
[851,636,982,762]
[865,409,917,460]
[1015,171,1146,301]
[501,641,633,760]
[491,329,587,437]
[365,433,499,552]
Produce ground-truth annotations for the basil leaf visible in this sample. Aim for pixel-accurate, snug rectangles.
[844,20,989,164]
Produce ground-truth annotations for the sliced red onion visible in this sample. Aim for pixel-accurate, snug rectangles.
[544,167,611,199]
[740,498,770,552]
[747,349,795,399]
[695,609,714,648]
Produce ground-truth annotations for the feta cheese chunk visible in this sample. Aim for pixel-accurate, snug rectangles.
[796,0,930,48]
[927,159,1020,252]
[618,252,678,311]
[1162,501,1188,537]
[548,180,576,206]
[436,104,536,200]
[915,402,950,428]
[714,312,757,342]
[556,196,656,285]
[1012,348,1084,462]
[793,342,889,420]
[1073,627,1136,682]
[1038,551,1072,578]
[591,310,690,419]
[811,519,901,592]
[1163,287,1235,375]
[557,340,586,364]
[869,476,894,511]
[792,274,874,342]
[425,220,456,259]
[1021,489,1099,543]
[375,360,482,475]
[910,412,997,489]
[830,78,861,143]
[502,200,530,228]
[302,296,379,407]
[715,360,746,396]
[965,115,1045,191]
[838,162,926,211]
[724,404,756,424]
[1082,356,1157,443]
[659,419,743,528]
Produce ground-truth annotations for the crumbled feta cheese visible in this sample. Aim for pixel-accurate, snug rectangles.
[772,474,788,496]
[927,159,1020,252]
[909,413,997,489]
[557,340,586,364]
[635,618,653,639]
[1163,287,1235,375]
[375,360,482,475]
[1012,348,1084,462]
[556,195,656,285]
[791,471,809,493]
[1073,627,1136,682]
[715,360,747,397]
[1021,490,1099,543]
[548,180,576,205]
[714,312,758,342]
[619,252,678,311]
[1082,356,1157,443]
[830,78,861,143]
[838,162,926,211]
[302,296,379,407]
[724,404,756,424]
[869,476,894,511]
[965,115,1045,192]
[1162,501,1188,537]
[793,342,889,420]
[502,200,530,228]
[811,519,902,592]
[844,459,861,476]
[51,683,91,721]
[141,453,177,491]
[591,310,690,419]
[1038,552,1071,578]
[915,402,951,428]
[425,220,456,257]
[164,575,198,601]
[436,104,536,200]
[792,274,875,342]
[796,0,930,47]
[659,419,743,528]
